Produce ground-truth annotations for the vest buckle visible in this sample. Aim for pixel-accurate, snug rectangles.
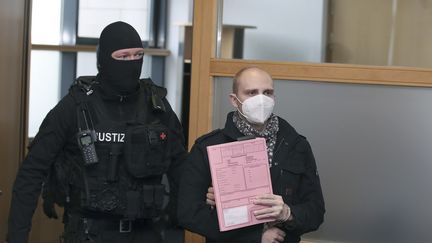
[119,219,132,233]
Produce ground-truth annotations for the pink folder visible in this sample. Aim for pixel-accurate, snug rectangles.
[207,137,274,231]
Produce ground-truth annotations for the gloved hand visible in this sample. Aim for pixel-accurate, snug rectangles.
[43,197,58,219]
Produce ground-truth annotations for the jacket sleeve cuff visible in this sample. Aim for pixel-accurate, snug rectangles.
[280,205,301,231]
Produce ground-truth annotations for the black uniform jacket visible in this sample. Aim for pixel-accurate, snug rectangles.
[178,112,325,243]
[7,81,186,243]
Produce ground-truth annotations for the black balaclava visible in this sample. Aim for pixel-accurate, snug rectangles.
[97,21,143,95]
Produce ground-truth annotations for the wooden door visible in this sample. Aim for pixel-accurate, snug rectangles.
[327,0,432,68]
[0,0,30,240]
[326,0,393,65]
[0,1,64,242]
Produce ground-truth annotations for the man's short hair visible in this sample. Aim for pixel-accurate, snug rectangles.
[232,66,272,94]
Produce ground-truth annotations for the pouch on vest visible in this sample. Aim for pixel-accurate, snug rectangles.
[124,123,169,178]
[140,184,165,218]
[81,176,122,213]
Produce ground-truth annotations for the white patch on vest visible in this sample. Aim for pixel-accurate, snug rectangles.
[96,132,125,143]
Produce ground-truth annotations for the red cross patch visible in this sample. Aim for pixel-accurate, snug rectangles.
[159,132,167,140]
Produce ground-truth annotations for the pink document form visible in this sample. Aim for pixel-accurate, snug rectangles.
[207,137,273,231]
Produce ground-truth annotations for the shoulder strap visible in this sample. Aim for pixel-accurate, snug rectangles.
[71,76,98,96]
[140,78,167,99]
[134,78,168,124]
[140,78,167,113]
[69,76,97,131]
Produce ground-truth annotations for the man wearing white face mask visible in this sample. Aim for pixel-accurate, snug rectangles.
[178,67,325,243]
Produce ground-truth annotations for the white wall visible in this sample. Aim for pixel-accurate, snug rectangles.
[223,0,327,62]
[28,0,62,137]
[164,0,192,116]
[78,0,150,39]
[31,0,61,45]
[28,51,61,137]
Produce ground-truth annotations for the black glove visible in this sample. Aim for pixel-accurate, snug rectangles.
[42,197,59,219]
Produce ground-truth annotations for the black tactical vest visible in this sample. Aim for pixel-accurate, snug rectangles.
[42,76,172,220]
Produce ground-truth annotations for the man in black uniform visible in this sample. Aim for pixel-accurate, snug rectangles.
[178,67,325,243]
[6,21,186,243]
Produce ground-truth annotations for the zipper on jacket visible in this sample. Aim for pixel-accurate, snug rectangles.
[274,137,285,171]
[273,137,287,196]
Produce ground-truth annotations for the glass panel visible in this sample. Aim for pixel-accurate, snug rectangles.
[140,56,153,79]
[78,0,150,40]
[221,0,432,68]
[31,0,62,44]
[222,0,327,62]
[213,77,432,242]
[76,52,97,77]
[28,51,61,137]
[76,52,152,78]
[328,0,432,68]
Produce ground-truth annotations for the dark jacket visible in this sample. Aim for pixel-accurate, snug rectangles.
[178,112,325,243]
[7,80,187,243]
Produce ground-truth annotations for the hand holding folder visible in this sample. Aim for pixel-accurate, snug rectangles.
[207,137,274,231]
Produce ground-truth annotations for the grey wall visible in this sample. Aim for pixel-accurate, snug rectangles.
[213,77,432,243]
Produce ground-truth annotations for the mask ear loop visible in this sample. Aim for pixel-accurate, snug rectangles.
[233,95,249,120]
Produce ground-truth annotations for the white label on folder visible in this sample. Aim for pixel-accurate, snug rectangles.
[223,205,249,227]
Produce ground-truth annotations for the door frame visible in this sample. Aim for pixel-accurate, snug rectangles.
[0,0,31,240]
[186,1,432,243]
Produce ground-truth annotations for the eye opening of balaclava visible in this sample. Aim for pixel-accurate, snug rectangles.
[97,21,143,95]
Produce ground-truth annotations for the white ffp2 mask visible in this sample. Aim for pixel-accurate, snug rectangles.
[235,94,275,124]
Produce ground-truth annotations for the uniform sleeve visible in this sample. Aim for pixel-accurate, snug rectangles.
[177,143,262,243]
[163,99,187,225]
[7,95,76,243]
[283,139,325,235]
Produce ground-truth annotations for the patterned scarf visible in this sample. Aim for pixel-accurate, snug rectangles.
[233,111,279,167]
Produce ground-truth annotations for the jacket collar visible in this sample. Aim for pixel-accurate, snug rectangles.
[221,111,245,141]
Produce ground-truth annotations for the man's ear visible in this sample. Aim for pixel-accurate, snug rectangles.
[229,93,239,108]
